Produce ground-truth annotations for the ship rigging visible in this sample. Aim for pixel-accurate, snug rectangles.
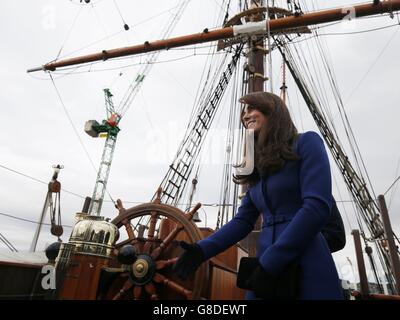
[1,0,400,299]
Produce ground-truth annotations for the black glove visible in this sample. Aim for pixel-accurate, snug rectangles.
[173,241,205,280]
[246,262,276,299]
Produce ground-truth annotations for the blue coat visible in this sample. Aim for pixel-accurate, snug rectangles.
[198,131,343,300]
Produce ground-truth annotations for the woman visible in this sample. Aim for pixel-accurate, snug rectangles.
[173,91,343,300]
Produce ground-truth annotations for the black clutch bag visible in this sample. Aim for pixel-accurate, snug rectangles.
[237,257,301,299]
[236,257,260,290]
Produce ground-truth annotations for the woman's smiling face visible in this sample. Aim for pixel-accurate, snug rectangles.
[242,105,268,134]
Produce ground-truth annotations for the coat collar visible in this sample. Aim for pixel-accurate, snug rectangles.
[249,178,270,214]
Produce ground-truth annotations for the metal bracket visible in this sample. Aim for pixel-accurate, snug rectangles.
[252,72,269,81]
[233,129,255,176]
[233,21,267,36]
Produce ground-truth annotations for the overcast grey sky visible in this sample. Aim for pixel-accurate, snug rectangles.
[0,0,399,285]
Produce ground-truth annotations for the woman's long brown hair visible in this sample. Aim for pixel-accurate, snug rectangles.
[234,91,299,186]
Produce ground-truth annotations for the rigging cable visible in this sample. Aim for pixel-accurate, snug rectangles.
[217,60,239,227]
[1,159,359,207]
[112,0,129,30]
[346,26,400,103]
[286,43,376,239]
[231,60,244,219]
[55,6,83,61]
[315,27,400,202]
[365,242,384,293]
[51,50,225,75]
[0,163,85,199]
[222,0,232,25]
[116,0,191,118]
[90,1,110,38]
[281,18,400,46]
[332,173,354,232]
[387,160,400,208]
[0,211,72,229]
[313,31,376,200]
[302,33,339,138]
[0,232,18,252]
[281,27,379,211]
[384,174,400,196]
[56,29,124,61]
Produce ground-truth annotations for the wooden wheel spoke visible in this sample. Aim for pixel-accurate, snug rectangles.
[153,273,193,299]
[145,282,159,300]
[130,238,143,253]
[122,219,136,240]
[143,241,152,255]
[137,224,146,238]
[185,203,202,221]
[155,257,178,270]
[143,212,159,254]
[133,285,142,300]
[112,280,133,300]
[116,199,126,214]
[153,187,162,204]
[147,212,159,240]
[151,224,184,259]
[143,238,159,255]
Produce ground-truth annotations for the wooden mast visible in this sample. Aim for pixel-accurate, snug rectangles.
[27,1,400,73]
[246,0,267,93]
[240,0,267,256]
[378,195,400,294]
[352,229,370,296]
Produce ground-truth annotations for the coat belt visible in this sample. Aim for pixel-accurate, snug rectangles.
[262,214,294,227]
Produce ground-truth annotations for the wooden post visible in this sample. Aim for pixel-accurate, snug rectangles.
[351,229,369,296]
[378,195,400,294]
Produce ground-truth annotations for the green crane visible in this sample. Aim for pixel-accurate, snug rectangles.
[84,89,120,216]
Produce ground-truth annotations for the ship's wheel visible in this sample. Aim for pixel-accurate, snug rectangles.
[102,188,208,300]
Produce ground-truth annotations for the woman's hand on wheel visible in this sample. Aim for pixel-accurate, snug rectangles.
[173,241,205,280]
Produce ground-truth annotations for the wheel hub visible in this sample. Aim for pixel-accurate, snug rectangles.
[129,254,155,285]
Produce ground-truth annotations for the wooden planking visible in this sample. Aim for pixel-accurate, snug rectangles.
[209,263,246,300]
[58,254,110,300]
